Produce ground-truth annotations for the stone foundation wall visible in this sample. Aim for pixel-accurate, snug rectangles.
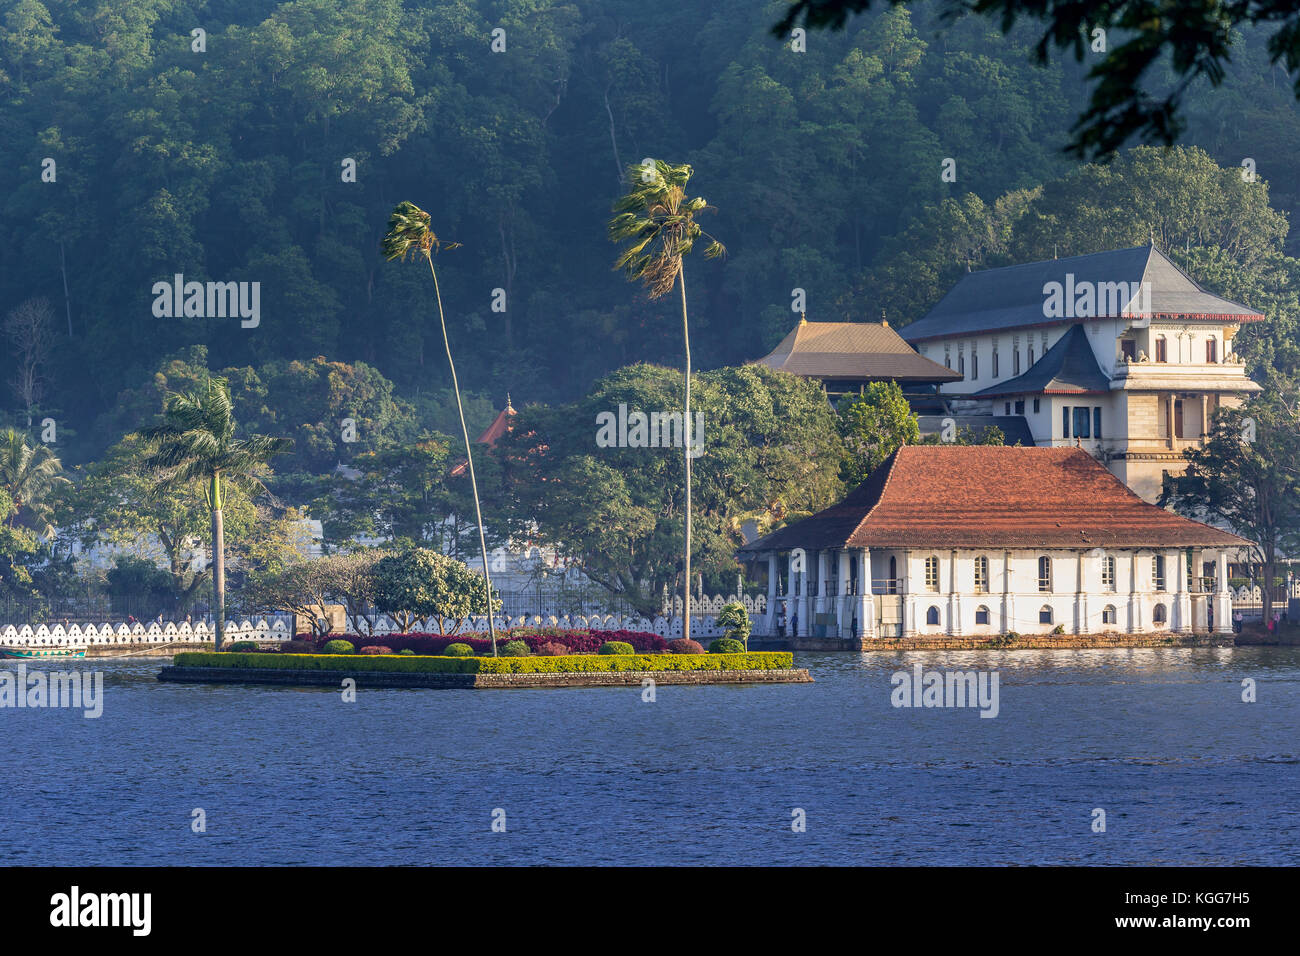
[756,633,1235,652]
[89,641,216,658]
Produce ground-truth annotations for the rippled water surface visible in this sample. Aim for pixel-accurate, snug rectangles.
[2,648,1297,865]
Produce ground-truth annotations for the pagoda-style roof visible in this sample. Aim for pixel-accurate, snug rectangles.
[450,396,516,477]
[753,319,961,383]
[739,445,1251,552]
[901,245,1263,343]
[973,323,1110,398]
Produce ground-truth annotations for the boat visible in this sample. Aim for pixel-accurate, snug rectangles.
[0,645,87,659]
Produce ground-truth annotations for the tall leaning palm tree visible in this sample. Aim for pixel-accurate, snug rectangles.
[609,160,724,643]
[139,378,291,650]
[382,201,500,655]
[0,427,69,538]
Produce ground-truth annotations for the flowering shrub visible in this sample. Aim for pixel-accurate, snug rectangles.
[293,628,667,656]
[359,646,393,655]
[667,638,704,654]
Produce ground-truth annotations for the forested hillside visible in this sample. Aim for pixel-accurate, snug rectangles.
[4,0,1299,463]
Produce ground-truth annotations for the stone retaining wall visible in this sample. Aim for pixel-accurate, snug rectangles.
[754,633,1235,652]
[88,641,215,658]
[158,665,813,689]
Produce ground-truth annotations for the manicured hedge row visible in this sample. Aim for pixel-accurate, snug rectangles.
[175,651,794,674]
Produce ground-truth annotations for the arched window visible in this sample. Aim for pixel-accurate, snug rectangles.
[974,555,989,593]
[1102,555,1116,591]
[1153,603,1168,624]
[1206,337,1218,363]
[1039,605,1054,624]
[1152,554,1166,591]
[926,606,940,626]
[1102,605,1117,625]
[925,556,939,592]
[888,555,898,594]
[975,605,990,626]
[1038,556,1052,592]
[1155,336,1168,362]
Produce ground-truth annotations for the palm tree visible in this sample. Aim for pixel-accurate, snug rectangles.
[139,378,291,650]
[609,160,724,643]
[0,427,69,538]
[382,200,501,655]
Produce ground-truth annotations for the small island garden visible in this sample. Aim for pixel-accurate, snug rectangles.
[159,628,810,689]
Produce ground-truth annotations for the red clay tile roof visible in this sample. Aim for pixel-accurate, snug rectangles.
[741,446,1251,551]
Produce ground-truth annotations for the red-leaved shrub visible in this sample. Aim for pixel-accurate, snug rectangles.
[667,638,704,654]
[535,641,570,656]
[359,645,393,655]
[297,627,668,656]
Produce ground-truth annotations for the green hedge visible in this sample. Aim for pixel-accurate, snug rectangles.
[172,651,794,675]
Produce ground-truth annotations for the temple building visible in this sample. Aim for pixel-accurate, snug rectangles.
[739,446,1250,645]
[900,245,1263,501]
[752,315,960,402]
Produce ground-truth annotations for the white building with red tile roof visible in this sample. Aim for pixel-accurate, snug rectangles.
[740,445,1251,643]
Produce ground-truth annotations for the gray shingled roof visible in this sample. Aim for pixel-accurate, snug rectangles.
[972,323,1110,397]
[900,245,1261,342]
[753,319,961,383]
[915,414,1036,446]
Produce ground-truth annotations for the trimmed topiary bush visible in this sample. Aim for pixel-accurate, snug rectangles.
[444,643,474,657]
[359,645,393,655]
[501,639,531,657]
[598,641,635,655]
[709,638,746,654]
[398,648,415,655]
[668,638,704,654]
[227,640,259,652]
[535,641,569,656]
[322,639,355,655]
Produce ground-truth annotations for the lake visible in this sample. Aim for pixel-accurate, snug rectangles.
[2,647,1296,865]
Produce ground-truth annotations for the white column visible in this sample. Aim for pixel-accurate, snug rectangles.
[794,550,808,638]
[1132,552,1142,632]
[1214,550,1233,635]
[766,552,779,636]
[816,550,830,626]
[1076,550,1088,635]
[858,548,874,640]
[902,549,917,637]
[947,550,961,636]
[1174,548,1192,633]
[1002,550,1013,633]
[837,549,852,638]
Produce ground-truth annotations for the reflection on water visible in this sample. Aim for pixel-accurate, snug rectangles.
[1,648,1296,865]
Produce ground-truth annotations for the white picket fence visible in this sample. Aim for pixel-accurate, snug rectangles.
[0,611,743,648]
[0,619,290,648]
